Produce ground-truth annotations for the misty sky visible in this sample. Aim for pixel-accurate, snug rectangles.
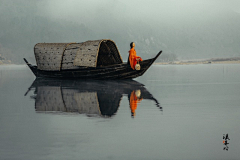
[40,0,240,24]
[1,0,240,62]
[35,0,240,60]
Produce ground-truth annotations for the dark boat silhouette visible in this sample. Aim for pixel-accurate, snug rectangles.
[25,79,162,117]
[23,39,162,79]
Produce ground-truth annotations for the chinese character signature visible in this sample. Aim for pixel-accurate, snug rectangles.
[223,133,230,151]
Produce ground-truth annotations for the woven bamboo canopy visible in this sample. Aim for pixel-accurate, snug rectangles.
[34,39,123,71]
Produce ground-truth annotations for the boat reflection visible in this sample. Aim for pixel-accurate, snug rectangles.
[26,79,162,117]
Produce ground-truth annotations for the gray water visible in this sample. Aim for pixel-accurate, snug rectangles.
[0,64,240,160]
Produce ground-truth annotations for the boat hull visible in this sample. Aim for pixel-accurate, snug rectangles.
[25,51,162,80]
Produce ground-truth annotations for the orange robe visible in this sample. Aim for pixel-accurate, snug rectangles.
[129,91,143,117]
[128,48,142,70]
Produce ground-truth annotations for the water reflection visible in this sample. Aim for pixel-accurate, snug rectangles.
[26,79,162,117]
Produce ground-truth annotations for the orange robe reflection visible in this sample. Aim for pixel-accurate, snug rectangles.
[128,48,142,70]
[129,90,143,117]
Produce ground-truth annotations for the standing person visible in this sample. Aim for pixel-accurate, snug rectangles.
[128,42,142,70]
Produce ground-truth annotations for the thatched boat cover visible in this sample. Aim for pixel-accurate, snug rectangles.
[34,39,123,71]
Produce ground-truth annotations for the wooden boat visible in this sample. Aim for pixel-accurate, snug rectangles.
[24,39,162,79]
[25,78,162,117]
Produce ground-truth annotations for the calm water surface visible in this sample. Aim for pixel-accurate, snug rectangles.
[0,64,240,160]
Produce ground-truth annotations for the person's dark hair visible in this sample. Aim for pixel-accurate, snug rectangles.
[130,42,134,49]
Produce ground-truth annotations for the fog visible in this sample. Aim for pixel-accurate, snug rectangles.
[0,0,240,63]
